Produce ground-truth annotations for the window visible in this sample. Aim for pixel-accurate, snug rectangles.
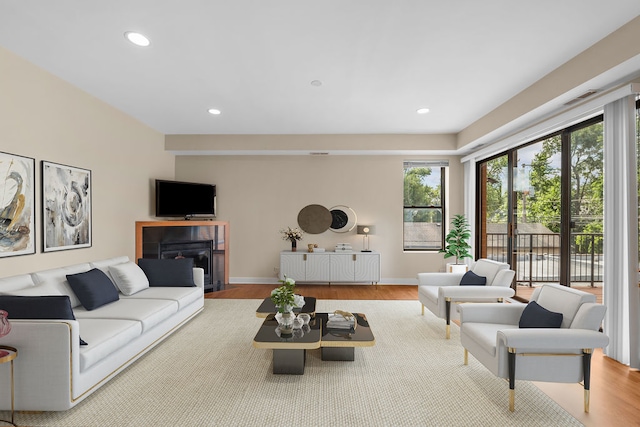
[403,160,447,250]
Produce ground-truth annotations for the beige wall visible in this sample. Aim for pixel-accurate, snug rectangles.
[165,133,457,153]
[174,151,464,283]
[0,46,174,277]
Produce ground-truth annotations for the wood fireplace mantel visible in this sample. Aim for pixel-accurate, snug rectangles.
[135,220,229,290]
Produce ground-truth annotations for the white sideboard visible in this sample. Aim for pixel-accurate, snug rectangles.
[280,251,380,284]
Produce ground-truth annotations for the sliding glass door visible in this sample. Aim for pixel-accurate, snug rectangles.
[477,116,603,298]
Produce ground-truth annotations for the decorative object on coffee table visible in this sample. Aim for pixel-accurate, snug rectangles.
[297,313,311,325]
[280,226,303,252]
[270,276,305,335]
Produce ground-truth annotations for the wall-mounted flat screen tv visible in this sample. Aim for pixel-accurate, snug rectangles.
[155,179,216,218]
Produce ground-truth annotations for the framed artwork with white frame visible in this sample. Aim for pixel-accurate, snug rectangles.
[0,151,36,258]
[42,160,92,252]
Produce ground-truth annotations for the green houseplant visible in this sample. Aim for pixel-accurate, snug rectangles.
[440,214,473,265]
[271,276,305,334]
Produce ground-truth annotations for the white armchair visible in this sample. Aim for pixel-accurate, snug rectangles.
[417,259,515,338]
[458,283,609,412]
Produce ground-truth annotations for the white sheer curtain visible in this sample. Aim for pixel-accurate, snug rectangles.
[603,95,640,368]
[463,159,476,265]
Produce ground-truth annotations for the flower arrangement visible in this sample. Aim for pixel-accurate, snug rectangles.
[271,275,305,313]
[280,227,303,242]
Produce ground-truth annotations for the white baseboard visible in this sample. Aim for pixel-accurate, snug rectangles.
[229,277,418,285]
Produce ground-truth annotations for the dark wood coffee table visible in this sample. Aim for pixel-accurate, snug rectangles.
[255,297,317,318]
[317,312,375,361]
[252,314,322,374]
[252,312,375,374]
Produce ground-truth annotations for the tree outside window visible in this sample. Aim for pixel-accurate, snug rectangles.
[403,161,446,250]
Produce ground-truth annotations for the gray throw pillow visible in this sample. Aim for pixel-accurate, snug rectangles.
[459,271,487,286]
[137,258,196,287]
[519,301,563,328]
[66,268,119,311]
[0,295,88,345]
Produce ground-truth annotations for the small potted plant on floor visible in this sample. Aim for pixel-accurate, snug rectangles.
[440,214,473,273]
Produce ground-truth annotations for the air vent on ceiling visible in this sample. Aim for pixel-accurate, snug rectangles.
[309,152,329,156]
[564,90,598,106]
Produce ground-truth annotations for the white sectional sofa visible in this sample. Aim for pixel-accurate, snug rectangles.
[0,256,204,411]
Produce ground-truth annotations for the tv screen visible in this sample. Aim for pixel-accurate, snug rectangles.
[155,180,216,218]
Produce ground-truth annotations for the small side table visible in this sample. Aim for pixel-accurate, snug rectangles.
[0,346,17,427]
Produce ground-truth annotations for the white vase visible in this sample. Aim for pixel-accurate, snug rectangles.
[275,311,294,334]
[447,263,469,274]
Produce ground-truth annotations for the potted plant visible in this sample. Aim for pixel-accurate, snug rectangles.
[440,214,473,273]
[270,276,305,334]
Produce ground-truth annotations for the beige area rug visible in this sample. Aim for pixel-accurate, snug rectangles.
[6,299,582,427]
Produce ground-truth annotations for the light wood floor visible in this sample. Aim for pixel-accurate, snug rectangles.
[208,284,640,426]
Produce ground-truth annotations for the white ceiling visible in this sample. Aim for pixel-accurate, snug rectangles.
[1,1,640,136]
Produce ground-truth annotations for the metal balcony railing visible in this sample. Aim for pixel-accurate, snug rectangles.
[485,232,603,287]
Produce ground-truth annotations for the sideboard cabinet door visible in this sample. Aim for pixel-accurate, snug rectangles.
[354,253,381,282]
[280,253,306,281]
[330,253,355,282]
[306,254,331,281]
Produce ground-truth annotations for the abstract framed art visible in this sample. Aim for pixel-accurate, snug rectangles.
[0,151,36,258]
[42,161,92,252]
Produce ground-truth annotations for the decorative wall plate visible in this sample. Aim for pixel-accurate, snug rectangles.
[297,204,332,234]
[329,205,357,233]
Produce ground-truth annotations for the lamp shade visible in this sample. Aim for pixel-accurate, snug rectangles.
[356,225,375,235]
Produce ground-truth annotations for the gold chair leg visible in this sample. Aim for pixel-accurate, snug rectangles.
[584,389,590,413]
[421,304,424,316]
[463,348,468,365]
[509,389,515,412]
[446,324,450,339]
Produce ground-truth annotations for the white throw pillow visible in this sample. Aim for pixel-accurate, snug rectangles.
[5,281,65,297]
[109,262,149,296]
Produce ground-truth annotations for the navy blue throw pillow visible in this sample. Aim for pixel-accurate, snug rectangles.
[137,258,196,287]
[459,271,487,286]
[66,268,119,311]
[0,295,88,345]
[519,301,563,328]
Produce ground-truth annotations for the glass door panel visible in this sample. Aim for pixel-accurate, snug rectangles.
[512,139,562,291]
[478,155,509,264]
[569,121,604,288]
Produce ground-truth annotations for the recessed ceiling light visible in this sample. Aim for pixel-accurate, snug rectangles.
[310,80,322,87]
[208,108,221,115]
[416,108,430,114]
[124,32,150,47]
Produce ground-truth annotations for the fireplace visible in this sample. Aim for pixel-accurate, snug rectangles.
[160,240,214,285]
[136,221,229,292]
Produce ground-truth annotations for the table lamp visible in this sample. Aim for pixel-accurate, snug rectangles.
[356,225,375,252]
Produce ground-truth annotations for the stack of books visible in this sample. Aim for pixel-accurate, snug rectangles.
[327,311,356,330]
[334,243,353,252]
